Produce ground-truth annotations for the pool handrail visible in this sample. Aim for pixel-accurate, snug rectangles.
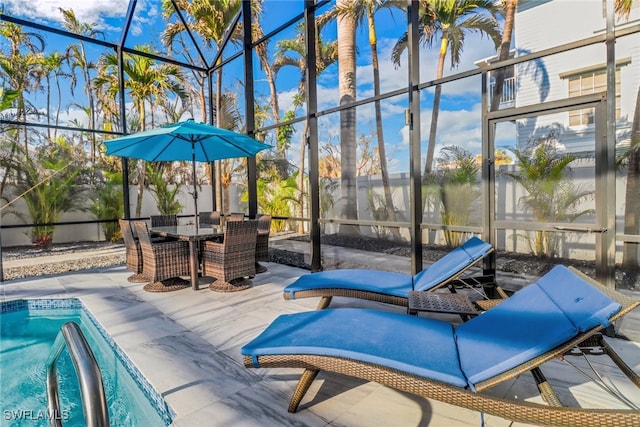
[46,321,109,427]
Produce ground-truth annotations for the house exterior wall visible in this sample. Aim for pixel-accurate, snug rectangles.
[513,0,639,152]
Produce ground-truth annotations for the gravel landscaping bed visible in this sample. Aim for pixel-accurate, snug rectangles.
[2,236,639,290]
[1,242,125,281]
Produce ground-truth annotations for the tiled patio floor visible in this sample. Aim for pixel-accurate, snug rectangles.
[1,249,640,426]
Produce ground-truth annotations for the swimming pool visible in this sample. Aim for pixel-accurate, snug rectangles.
[0,298,173,426]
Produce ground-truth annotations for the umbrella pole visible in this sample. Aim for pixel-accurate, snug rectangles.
[192,148,198,230]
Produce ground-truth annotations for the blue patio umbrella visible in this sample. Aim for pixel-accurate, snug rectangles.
[105,119,270,225]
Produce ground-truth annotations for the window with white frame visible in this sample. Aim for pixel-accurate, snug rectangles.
[562,60,628,127]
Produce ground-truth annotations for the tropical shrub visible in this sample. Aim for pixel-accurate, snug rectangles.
[90,170,123,242]
[253,172,298,232]
[319,177,338,235]
[366,187,399,240]
[146,163,183,215]
[0,138,89,248]
[502,136,594,257]
[430,145,481,247]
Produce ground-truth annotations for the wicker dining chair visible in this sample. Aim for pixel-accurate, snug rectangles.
[255,214,272,273]
[201,219,257,292]
[133,221,191,292]
[227,212,245,222]
[199,211,221,227]
[119,219,148,283]
[150,214,177,227]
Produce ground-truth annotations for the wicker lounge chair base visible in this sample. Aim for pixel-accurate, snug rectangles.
[244,354,640,426]
[209,277,253,292]
[143,277,190,292]
[127,273,149,283]
[244,266,640,427]
[255,262,268,274]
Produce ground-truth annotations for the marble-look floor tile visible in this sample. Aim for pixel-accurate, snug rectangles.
[2,261,639,427]
[171,381,327,427]
[125,331,257,397]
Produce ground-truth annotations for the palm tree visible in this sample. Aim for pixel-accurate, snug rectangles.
[0,87,19,112]
[0,22,45,152]
[95,47,188,218]
[162,0,243,212]
[392,0,502,176]
[490,0,517,112]
[251,2,281,134]
[336,0,359,236]
[0,22,44,202]
[162,0,239,122]
[95,48,188,131]
[330,0,402,240]
[615,0,633,18]
[60,8,102,163]
[273,21,338,233]
[41,52,69,140]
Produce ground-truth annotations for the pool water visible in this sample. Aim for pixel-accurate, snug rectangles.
[0,299,172,426]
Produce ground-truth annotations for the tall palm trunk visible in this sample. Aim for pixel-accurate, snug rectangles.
[263,62,280,131]
[424,35,449,175]
[490,0,516,112]
[337,0,359,237]
[368,9,400,241]
[198,77,207,122]
[19,93,28,153]
[79,44,96,164]
[54,72,62,140]
[46,74,52,140]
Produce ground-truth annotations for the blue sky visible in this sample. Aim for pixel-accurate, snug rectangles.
[1,0,504,174]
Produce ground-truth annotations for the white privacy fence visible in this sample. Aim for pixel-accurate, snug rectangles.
[0,184,243,247]
[1,165,635,265]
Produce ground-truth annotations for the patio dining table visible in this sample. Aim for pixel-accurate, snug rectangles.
[150,224,224,291]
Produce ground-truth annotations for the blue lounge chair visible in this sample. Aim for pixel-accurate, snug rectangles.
[283,236,500,309]
[244,266,640,426]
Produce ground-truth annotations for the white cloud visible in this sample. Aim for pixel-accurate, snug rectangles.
[2,0,155,36]
[374,32,499,98]
[276,88,300,115]
[394,103,485,171]
[431,105,484,154]
[56,105,89,127]
[304,21,499,129]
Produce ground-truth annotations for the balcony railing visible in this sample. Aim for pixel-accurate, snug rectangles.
[489,77,516,105]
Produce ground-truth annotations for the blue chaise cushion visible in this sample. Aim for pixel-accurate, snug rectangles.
[413,237,493,292]
[241,308,469,387]
[283,270,412,299]
[456,266,620,386]
[284,236,493,298]
[536,266,621,331]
